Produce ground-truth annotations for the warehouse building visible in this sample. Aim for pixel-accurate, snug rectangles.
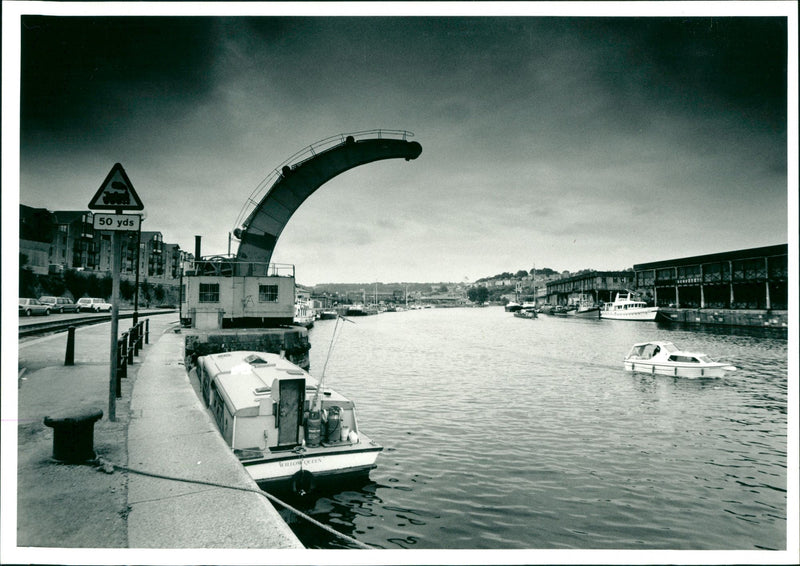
[633,244,788,311]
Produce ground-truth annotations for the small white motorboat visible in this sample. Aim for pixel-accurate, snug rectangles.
[193,350,382,493]
[624,341,737,378]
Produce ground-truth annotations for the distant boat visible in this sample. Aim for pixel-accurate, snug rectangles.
[318,309,338,320]
[624,341,737,378]
[513,308,537,319]
[505,301,522,312]
[346,304,368,316]
[294,300,315,328]
[600,291,659,321]
[569,297,600,318]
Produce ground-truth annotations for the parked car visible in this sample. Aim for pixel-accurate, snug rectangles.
[39,296,80,313]
[19,298,50,316]
[76,297,113,312]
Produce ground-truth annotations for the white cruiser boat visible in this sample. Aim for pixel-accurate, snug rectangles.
[193,351,382,492]
[600,292,659,321]
[293,300,315,328]
[624,341,737,378]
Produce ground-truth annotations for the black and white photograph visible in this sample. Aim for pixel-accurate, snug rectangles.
[2,1,797,564]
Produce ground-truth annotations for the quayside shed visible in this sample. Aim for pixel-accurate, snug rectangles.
[633,244,788,310]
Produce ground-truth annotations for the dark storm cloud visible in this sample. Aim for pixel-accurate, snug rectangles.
[20,16,216,139]
[20,16,787,138]
[12,11,791,282]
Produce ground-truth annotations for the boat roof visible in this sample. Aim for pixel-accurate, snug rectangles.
[629,341,711,357]
[631,341,676,348]
[204,351,352,415]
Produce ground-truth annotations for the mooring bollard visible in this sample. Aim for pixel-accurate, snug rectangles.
[117,334,127,394]
[43,408,104,463]
[64,326,76,366]
[127,330,135,365]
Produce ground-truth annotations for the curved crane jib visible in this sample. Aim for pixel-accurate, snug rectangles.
[235,133,422,263]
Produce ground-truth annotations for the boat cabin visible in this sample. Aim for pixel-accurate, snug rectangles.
[197,352,358,455]
[625,341,678,360]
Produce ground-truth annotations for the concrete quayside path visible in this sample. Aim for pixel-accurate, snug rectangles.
[13,313,302,558]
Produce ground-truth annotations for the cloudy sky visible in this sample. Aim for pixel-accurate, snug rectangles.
[6,2,794,285]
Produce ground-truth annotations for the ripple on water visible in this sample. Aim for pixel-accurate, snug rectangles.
[296,308,788,550]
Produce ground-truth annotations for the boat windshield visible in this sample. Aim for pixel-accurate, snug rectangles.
[668,355,700,363]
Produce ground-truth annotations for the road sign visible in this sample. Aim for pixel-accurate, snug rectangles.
[93,213,141,231]
[88,163,144,210]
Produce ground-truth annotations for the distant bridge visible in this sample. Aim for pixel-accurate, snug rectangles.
[234,129,422,264]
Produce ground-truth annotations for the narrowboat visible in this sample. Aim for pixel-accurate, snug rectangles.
[193,350,382,493]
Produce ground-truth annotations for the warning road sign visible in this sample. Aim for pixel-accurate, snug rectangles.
[93,213,141,231]
[88,163,144,210]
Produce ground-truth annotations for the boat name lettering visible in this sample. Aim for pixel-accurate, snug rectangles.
[279,457,323,468]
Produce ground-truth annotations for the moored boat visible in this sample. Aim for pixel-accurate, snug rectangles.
[569,299,601,318]
[346,304,367,316]
[193,351,382,493]
[513,308,537,319]
[600,291,659,321]
[318,309,338,320]
[624,341,737,378]
[294,300,315,328]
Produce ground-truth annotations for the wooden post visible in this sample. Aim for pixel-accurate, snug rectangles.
[108,229,120,421]
[64,326,76,366]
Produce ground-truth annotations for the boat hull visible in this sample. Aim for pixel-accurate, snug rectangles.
[624,360,736,378]
[242,443,383,484]
[570,307,600,318]
[601,307,659,321]
[513,310,537,319]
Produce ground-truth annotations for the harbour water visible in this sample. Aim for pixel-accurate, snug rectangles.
[278,307,788,550]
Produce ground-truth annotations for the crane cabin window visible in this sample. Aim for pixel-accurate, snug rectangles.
[199,283,220,303]
[259,284,279,302]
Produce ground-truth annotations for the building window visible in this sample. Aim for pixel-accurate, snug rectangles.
[259,284,279,302]
[199,283,219,303]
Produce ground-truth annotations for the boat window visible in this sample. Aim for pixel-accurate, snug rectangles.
[669,355,699,363]
[642,344,660,358]
[629,345,645,358]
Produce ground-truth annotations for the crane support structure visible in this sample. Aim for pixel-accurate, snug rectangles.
[235,131,422,264]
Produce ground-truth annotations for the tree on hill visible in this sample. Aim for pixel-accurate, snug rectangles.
[532,267,556,277]
[467,285,489,303]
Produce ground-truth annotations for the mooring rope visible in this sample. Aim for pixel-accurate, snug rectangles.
[103,460,372,549]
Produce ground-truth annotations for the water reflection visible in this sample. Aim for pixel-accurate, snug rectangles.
[271,477,383,548]
[282,307,789,550]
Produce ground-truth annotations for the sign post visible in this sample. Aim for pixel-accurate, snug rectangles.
[89,163,144,422]
[108,230,121,420]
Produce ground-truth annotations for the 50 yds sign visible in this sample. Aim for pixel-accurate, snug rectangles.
[93,213,141,231]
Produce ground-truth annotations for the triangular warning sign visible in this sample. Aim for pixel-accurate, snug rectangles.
[88,163,144,210]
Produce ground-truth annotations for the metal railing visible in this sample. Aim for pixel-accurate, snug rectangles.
[187,257,295,278]
[234,129,416,230]
[19,309,175,338]
[115,318,150,397]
